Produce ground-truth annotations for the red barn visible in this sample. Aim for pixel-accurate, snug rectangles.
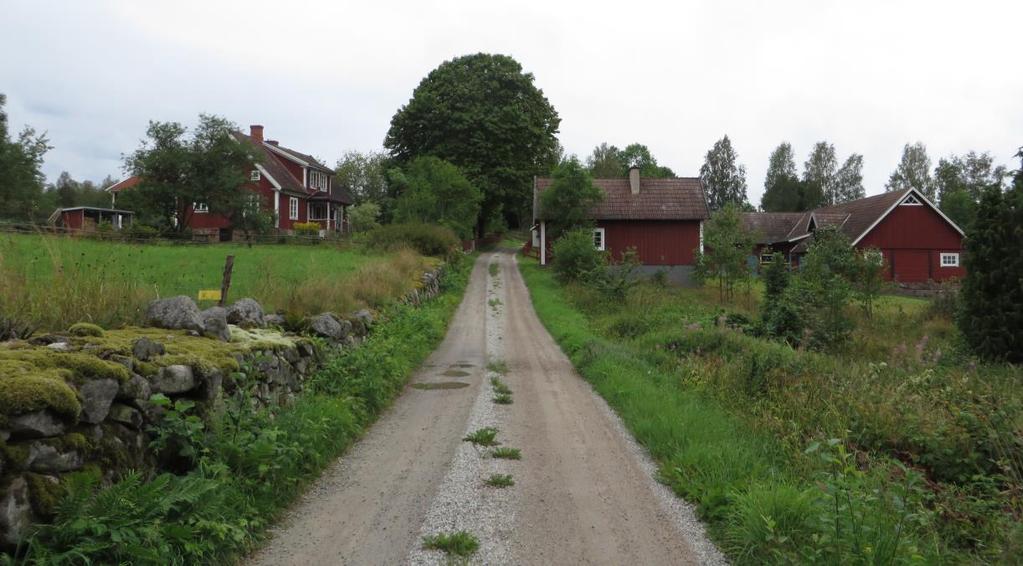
[743,188,966,283]
[533,167,709,283]
[108,124,353,241]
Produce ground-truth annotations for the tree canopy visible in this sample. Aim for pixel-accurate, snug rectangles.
[391,156,482,239]
[584,142,675,178]
[886,142,935,199]
[334,150,393,220]
[693,203,755,301]
[384,53,561,235]
[835,153,865,202]
[540,157,603,239]
[700,135,749,210]
[0,93,51,221]
[125,114,259,232]
[803,142,839,206]
[935,151,1007,229]
[761,142,820,212]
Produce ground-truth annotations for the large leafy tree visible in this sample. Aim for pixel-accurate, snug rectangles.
[384,53,561,235]
[586,142,625,177]
[835,154,865,202]
[761,142,814,212]
[125,114,260,233]
[959,154,1023,363]
[935,151,1007,229]
[540,157,603,239]
[391,156,482,239]
[334,150,393,218]
[803,142,839,206]
[886,142,935,199]
[50,171,113,209]
[585,142,675,178]
[0,93,51,221]
[700,135,748,210]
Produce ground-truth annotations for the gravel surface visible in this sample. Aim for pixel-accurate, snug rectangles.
[248,252,727,565]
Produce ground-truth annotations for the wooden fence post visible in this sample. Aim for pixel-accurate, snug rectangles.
[218,255,235,307]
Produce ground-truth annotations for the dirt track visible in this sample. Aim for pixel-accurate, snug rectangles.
[248,252,722,565]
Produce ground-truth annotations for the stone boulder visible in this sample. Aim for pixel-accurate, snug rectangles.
[78,378,119,424]
[132,337,165,361]
[118,374,152,403]
[26,441,83,473]
[353,309,374,329]
[226,298,265,328]
[0,477,33,546]
[150,364,196,394]
[107,404,144,429]
[144,296,203,332]
[264,313,286,327]
[308,313,351,341]
[7,411,65,439]
[199,306,230,342]
[45,342,72,352]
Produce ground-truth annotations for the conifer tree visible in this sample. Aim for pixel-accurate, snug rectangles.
[959,156,1023,362]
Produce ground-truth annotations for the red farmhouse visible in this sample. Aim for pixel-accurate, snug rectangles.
[109,125,352,240]
[533,167,710,283]
[743,188,966,283]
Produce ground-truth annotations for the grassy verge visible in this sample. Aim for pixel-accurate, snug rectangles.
[5,256,474,565]
[0,233,438,330]
[518,258,1018,563]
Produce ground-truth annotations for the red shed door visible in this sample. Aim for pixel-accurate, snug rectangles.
[892,250,929,282]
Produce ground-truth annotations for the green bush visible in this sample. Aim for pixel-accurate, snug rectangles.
[551,228,605,283]
[364,222,460,258]
[68,322,104,337]
[123,223,160,240]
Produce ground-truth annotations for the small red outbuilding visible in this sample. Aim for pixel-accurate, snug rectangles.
[533,167,710,283]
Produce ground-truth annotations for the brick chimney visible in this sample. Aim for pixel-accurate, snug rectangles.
[249,124,264,143]
[629,166,641,195]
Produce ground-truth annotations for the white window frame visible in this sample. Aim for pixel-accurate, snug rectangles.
[940,252,960,267]
[193,202,209,214]
[901,194,923,206]
[289,197,299,220]
[250,170,261,182]
[593,227,606,251]
[309,170,328,191]
[760,254,774,264]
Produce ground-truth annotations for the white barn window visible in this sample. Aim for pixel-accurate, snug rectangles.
[940,252,960,267]
[593,228,606,251]
[250,170,261,181]
[289,197,299,220]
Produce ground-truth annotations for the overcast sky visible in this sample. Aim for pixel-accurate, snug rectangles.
[2,0,1021,204]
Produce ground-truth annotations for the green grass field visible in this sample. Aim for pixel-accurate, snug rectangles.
[0,234,436,330]
[518,255,1023,563]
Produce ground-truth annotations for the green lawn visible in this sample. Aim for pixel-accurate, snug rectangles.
[0,234,435,330]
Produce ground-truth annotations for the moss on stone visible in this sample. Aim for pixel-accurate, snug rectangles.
[0,374,81,420]
[0,349,128,383]
[68,322,105,337]
[24,472,64,517]
[1,440,30,468]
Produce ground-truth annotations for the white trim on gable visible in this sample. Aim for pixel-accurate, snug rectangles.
[254,164,282,191]
[900,194,923,206]
[850,189,965,246]
[263,142,309,166]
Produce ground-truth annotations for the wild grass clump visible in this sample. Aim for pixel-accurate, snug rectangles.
[486,359,508,374]
[484,474,514,488]
[463,427,500,446]
[364,222,460,258]
[493,392,513,405]
[490,447,521,460]
[421,530,479,557]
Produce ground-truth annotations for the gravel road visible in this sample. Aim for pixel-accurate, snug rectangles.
[248,251,725,565]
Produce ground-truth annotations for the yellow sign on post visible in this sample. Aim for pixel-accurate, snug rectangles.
[198,290,222,301]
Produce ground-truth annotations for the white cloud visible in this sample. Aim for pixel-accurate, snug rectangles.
[2,0,1020,203]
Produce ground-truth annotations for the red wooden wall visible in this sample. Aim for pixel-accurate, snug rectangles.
[856,204,965,282]
[597,220,702,266]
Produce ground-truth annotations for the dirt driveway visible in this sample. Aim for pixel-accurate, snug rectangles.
[248,252,723,565]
